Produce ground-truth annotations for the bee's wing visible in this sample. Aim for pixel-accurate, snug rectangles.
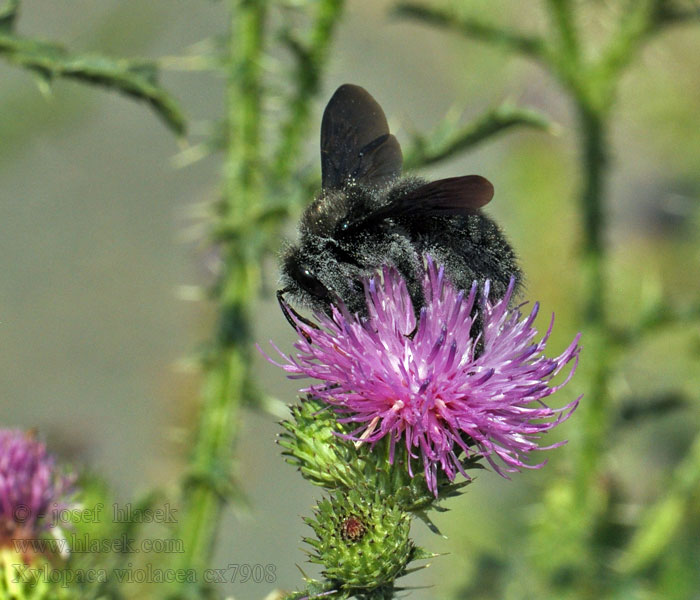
[390,175,493,215]
[349,176,494,228]
[321,84,403,190]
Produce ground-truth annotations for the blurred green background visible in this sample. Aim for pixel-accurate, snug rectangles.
[2,1,699,598]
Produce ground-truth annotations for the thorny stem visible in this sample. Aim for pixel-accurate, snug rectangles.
[545,0,579,63]
[565,0,668,500]
[169,1,267,597]
[397,0,700,570]
[570,99,611,500]
[533,0,700,561]
[393,3,546,59]
[168,0,350,596]
[483,0,616,501]
[274,0,345,181]
[402,104,551,171]
[576,103,606,325]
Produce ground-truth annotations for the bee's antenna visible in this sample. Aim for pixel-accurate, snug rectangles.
[277,288,319,343]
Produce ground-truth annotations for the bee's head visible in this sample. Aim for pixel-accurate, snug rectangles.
[280,244,332,311]
[279,236,370,319]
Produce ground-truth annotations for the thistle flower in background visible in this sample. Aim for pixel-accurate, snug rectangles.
[270,257,581,495]
[0,429,76,560]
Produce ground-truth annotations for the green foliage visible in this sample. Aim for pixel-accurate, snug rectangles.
[0,0,19,33]
[0,475,121,600]
[0,0,184,134]
[0,551,82,600]
[403,103,551,171]
[394,3,545,58]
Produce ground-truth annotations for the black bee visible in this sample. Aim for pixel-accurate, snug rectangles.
[279,84,520,324]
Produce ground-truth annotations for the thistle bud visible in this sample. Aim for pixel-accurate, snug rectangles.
[304,490,430,596]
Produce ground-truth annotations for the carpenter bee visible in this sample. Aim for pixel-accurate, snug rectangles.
[279,84,520,324]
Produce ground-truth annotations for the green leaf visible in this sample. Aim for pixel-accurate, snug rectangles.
[0,32,185,135]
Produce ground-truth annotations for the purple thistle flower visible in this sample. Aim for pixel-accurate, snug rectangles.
[0,429,76,554]
[268,258,581,496]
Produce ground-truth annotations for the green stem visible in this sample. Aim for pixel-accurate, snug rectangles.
[572,100,612,506]
[568,0,659,497]
[274,0,345,181]
[394,2,545,60]
[403,104,550,171]
[545,0,579,61]
[576,102,607,325]
[225,0,266,213]
[169,1,267,597]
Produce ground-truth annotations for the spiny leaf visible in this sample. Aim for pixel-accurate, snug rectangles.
[403,103,551,171]
[394,2,545,58]
[0,32,185,134]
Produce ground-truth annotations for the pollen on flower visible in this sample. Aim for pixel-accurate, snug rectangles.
[267,256,582,496]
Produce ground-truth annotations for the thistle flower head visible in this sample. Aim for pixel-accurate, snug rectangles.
[0,429,76,549]
[270,258,581,496]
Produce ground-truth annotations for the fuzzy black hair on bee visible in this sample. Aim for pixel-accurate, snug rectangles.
[279,84,520,322]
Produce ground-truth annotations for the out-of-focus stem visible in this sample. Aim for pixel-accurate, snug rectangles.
[394,3,546,60]
[169,1,267,598]
[274,0,345,181]
[567,102,611,514]
[539,0,615,516]
[545,0,579,61]
[576,103,607,326]
[403,104,551,171]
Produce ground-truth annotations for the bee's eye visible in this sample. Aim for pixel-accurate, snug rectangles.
[297,266,330,299]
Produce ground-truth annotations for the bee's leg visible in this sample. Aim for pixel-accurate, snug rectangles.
[277,289,319,342]
[471,312,485,358]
